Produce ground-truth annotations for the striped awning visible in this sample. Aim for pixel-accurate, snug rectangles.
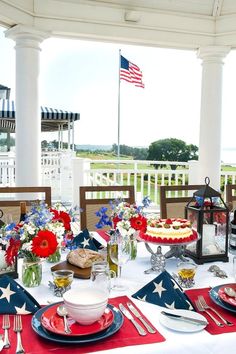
[0,99,80,132]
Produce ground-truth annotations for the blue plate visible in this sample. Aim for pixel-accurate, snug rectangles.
[209,284,236,314]
[31,303,124,344]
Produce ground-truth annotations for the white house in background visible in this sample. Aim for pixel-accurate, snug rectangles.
[0,0,236,190]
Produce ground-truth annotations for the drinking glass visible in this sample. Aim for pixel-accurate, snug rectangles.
[90,260,116,295]
[52,269,74,297]
[177,261,197,288]
[109,232,131,291]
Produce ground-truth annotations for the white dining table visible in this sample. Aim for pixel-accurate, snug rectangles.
[16,236,236,354]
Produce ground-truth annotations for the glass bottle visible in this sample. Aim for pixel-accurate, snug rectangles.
[19,201,27,222]
[107,231,118,276]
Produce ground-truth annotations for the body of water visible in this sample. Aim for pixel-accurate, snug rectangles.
[222,149,236,164]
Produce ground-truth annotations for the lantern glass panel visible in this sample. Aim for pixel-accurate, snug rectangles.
[185,207,198,255]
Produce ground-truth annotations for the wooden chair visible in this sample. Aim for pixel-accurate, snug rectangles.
[160,184,204,219]
[0,186,51,224]
[80,185,135,230]
[226,184,236,211]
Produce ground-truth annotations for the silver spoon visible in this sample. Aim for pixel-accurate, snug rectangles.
[57,305,71,334]
[224,287,236,299]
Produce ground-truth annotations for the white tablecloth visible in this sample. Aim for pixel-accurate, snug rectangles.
[17,240,236,354]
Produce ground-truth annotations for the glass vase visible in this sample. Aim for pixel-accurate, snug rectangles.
[22,258,42,287]
[46,247,61,263]
[130,236,138,260]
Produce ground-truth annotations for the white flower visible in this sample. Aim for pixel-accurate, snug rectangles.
[21,241,32,251]
[46,222,65,238]
[24,223,36,235]
[116,220,135,237]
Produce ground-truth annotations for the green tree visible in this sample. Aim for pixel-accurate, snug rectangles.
[41,140,48,149]
[147,138,198,169]
[112,144,148,160]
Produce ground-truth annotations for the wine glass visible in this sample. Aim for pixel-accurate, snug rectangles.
[109,232,131,291]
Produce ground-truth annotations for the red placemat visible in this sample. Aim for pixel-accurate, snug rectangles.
[185,287,236,335]
[2,296,165,354]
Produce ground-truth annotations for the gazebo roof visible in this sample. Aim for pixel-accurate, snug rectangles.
[1,1,236,49]
[0,99,80,133]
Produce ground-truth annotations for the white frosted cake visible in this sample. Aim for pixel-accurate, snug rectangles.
[140,218,197,244]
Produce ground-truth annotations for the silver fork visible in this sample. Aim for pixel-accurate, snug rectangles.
[195,299,224,327]
[13,315,25,354]
[2,314,10,348]
[198,295,234,326]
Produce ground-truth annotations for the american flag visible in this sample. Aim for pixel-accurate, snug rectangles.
[0,275,41,314]
[132,271,193,310]
[120,55,144,88]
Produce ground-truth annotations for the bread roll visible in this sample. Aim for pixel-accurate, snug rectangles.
[67,248,104,268]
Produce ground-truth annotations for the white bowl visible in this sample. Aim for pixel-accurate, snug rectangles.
[63,287,108,325]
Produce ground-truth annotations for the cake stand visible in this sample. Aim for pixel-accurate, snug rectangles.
[137,235,199,274]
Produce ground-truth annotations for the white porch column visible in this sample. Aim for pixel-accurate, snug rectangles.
[72,158,91,207]
[197,46,230,190]
[5,25,49,186]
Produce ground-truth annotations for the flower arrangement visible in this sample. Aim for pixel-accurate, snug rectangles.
[96,196,151,260]
[96,196,150,237]
[1,202,80,287]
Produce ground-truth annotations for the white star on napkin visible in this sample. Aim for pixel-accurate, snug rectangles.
[165,301,176,310]
[0,284,15,302]
[137,295,147,302]
[15,303,31,315]
[153,280,166,297]
[81,237,90,248]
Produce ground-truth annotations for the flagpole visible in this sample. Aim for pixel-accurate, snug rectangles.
[117,49,121,158]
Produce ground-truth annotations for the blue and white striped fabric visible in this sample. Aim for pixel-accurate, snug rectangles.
[0,99,80,132]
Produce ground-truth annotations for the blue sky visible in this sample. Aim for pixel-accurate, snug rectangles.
[1,26,236,161]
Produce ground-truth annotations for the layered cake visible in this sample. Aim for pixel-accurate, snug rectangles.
[140,218,197,244]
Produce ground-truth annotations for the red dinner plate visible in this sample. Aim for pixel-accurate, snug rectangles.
[41,303,114,336]
[218,284,236,307]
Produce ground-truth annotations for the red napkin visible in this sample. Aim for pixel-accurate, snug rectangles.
[2,296,165,354]
[185,287,236,335]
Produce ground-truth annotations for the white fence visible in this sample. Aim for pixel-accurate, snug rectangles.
[1,153,236,205]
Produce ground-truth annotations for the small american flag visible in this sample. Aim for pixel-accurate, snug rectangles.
[132,271,193,310]
[120,55,144,88]
[0,275,41,314]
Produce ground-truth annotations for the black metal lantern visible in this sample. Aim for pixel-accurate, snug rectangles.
[185,177,229,264]
[0,209,18,279]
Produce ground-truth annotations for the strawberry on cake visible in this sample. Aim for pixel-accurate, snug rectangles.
[140,218,198,244]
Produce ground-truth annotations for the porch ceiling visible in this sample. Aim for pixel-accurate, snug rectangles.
[1,0,236,49]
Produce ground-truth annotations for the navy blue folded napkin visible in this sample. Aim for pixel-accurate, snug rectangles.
[132,270,193,310]
[71,228,102,251]
[0,275,41,314]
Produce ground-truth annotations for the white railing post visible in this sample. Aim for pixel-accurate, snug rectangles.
[60,151,76,203]
[72,158,91,207]
[188,160,200,185]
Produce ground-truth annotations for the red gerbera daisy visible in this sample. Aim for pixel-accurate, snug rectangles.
[51,209,71,231]
[112,215,121,229]
[130,215,147,231]
[5,238,21,266]
[31,230,58,258]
